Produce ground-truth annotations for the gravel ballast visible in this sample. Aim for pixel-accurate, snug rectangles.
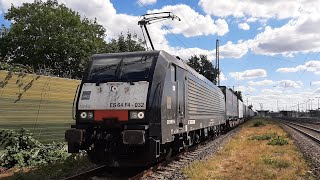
[279,122,320,179]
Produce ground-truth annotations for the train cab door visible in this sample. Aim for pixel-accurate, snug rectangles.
[175,66,186,129]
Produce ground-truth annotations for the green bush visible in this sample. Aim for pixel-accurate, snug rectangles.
[0,128,69,169]
[267,136,288,146]
[252,120,265,127]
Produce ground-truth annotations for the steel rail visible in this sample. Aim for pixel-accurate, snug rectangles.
[129,121,244,180]
[63,165,107,180]
[283,120,320,133]
[280,121,320,145]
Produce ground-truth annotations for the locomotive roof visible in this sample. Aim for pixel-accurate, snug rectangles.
[91,50,220,90]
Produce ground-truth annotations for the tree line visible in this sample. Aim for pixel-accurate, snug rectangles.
[0,0,239,99]
[0,0,144,78]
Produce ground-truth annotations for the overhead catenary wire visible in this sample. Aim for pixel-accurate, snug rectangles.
[137,0,197,57]
[170,0,200,42]
[298,52,320,79]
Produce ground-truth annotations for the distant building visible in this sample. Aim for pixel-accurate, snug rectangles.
[257,110,269,117]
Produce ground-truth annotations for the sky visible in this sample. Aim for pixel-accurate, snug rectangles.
[0,0,320,112]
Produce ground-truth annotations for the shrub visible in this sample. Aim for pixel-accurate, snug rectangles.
[0,128,69,169]
[252,120,265,127]
[267,136,288,146]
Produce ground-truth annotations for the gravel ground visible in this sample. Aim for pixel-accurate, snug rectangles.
[164,126,242,180]
[279,123,320,179]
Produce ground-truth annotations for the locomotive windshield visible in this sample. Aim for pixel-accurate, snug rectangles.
[87,55,156,83]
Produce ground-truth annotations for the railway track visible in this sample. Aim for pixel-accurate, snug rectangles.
[280,120,320,145]
[63,122,242,180]
[63,165,108,180]
[130,124,242,180]
[130,137,213,180]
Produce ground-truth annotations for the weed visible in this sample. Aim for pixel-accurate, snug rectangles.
[262,156,290,169]
[249,133,277,141]
[11,154,95,180]
[268,136,289,146]
[0,128,69,168]
[252,120,265,127]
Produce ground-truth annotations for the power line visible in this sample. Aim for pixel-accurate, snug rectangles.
[298,52,320,79]
[137,0,197,57]
[170,0,200,41]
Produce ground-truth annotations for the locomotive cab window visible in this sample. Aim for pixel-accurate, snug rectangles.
[87,55,156,83]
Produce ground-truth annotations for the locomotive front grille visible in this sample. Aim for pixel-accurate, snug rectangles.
[123,130,145,145]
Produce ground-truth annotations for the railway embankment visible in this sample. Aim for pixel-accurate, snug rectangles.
[183,118,317,180]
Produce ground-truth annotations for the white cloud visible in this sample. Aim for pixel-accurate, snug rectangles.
[261,89,283,94]
[219,41,249,59]
[312,81,320,86]
[237,85,256,93]
[139,0,157,6]
[276,60,320,75]
[249,87,320,111]
[148,4,229,37]
[198,0,317,20]
[251,15,320,56]
[238,23,250,30]
[246,17,258,23]
[220,72,227,81]
[0,0,33,13]
[248,80,274,86]
[277,80,303,88]
[230,69,267,80]
[198,0,320,57]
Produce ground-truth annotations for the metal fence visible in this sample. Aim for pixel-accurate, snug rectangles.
[0,70,80,143]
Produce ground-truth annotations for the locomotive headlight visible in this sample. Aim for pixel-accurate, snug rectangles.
[130,111,145,119]
[80,112,87,119]
[137,112,145,119]
[79,111,94,120]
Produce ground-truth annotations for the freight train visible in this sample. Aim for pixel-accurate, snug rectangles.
[65,50,255,167]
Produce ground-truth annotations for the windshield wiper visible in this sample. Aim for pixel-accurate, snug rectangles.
[90,64,117,78]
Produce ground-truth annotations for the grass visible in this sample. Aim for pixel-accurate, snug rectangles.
[248,133,277,141]
[252,119,266,127]
[183,118,316,180]
[0,154,96,180]
[267,136,289,146]
[0,70,80,143]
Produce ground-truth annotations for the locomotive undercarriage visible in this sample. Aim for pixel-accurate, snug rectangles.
[66,125,159,167]
[66,122,228,167]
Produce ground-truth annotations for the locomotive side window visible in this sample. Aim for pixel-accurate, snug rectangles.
[170,64,176,82]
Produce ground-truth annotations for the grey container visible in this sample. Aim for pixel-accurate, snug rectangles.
[219,86,238,120]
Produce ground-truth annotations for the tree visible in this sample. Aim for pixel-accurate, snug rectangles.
[187,54,219,83]
[106,32,145,53]
[234,91,243,101]
[1,0,106,78]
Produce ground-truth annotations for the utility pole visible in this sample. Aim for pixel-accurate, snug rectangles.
[215,39,220,86]
[316,97,320,110]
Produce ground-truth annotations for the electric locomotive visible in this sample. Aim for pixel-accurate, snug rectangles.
[65,50,229,167]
